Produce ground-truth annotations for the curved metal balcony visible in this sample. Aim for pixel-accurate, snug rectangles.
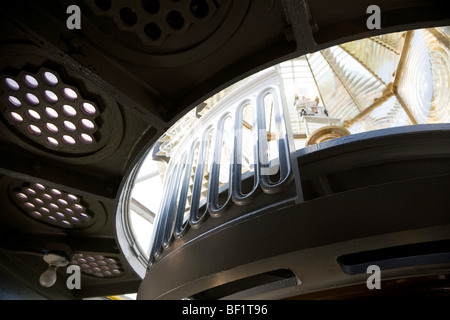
[148,68,298,263]
[137,67,450,299]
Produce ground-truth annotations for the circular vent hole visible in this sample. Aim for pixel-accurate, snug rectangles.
[55,212,65,219]
[190,0,209,18]
[8,112,23,123]
[25,93,40,106]
[144,22,161,40]
[80,133,94,144]
[42,72,59,86]
[142,0,160,14]
[61,220,72,228]
[120,7,138,26]
[71,217,80,224]
[27,124,42,136]
[80,119,95,131]
[49,203,59,211]
[27,109,41,122]
[51,189,62,196]
[63,121,77,133]
[23,75,39,89]
[73,204,83,212]
[167,11,184,30]
[67,194,78,202]
[62,104,77,117]
[46,137,59,148]
[42,193,52,201]
[63,88,78,101]
[44,90,58,103]
[45,107,59,119]
[45,123,59,134]
[24,187,36,196]
[81,102,97,116]
[31,211,42,219]
[24,202,35,210]
[57,198,69,206]
[16,192,28,200]
[8,96,21,108]
[94,0,112,11]
[33,198,44,206]
[5,78,20,91]
[80,213,91,221]
[62,135,76,145]
[34,183,46,191]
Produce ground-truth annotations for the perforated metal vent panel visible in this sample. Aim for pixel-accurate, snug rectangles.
[84,0,224,51]
[1,69,101,153]
[0,46,124,162]
[10,181,94,229]
[71,253,124,278]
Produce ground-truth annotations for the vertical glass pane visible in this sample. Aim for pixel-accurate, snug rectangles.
[184,143,200,222]
[424,29,450,124]
[217,116,233,206]
[241,103,255,176]
[199,129,214,205]
[263,93,280,180]
[398,30,434,124]
[240,103,256,195]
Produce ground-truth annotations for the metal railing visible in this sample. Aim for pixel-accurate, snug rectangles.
[148,68,297,264]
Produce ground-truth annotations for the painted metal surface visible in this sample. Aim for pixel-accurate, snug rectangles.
[148,69,296,264]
